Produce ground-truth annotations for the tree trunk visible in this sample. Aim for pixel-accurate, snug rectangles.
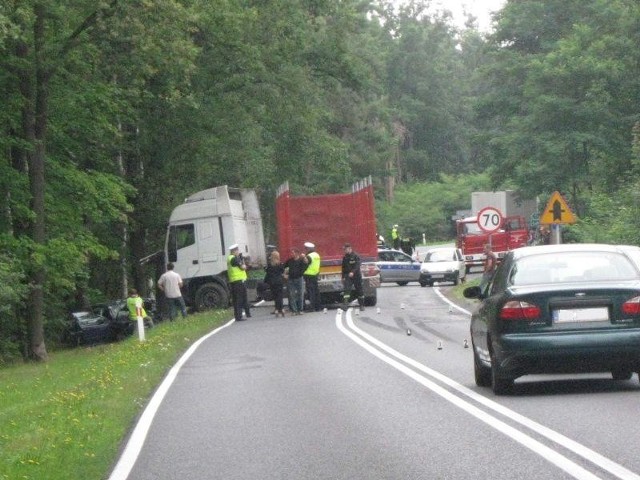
[24,5,49,361]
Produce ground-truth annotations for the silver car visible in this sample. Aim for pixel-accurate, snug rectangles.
[419,247,466,286]
[376,248,421,285]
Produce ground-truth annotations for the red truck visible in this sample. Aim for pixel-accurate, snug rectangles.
[456,215,529,273]
[276,177,380,306]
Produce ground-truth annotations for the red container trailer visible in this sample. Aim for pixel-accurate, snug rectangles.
[276,177,380,306]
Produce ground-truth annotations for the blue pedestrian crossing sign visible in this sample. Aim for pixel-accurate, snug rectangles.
[540,191,576,224]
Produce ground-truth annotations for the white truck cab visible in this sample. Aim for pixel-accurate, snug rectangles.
[165,186,266,310]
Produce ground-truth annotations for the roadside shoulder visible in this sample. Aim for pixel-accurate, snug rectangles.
[440,283,479,313]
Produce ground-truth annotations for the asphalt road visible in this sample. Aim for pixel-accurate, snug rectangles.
[111,282,640,480]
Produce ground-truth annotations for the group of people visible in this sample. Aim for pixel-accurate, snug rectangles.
[389,224,416,257]
[237,240,366,321]
[126,261,188,326]
[128,240,367,325]
[229,241,323,321]
[246,242,322,320]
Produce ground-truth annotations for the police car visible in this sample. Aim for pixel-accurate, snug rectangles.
[376,248,421,286]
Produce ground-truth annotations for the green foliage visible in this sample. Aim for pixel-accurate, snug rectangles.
[478,0,640,204]
[376,173,492,242]
[384,3,475,181]
[0,248,28,363]
[567,188,640,245]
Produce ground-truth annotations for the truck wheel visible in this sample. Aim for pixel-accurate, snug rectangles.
[194,283,229,311]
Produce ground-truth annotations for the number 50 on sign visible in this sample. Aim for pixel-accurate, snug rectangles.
[477,207,504,233]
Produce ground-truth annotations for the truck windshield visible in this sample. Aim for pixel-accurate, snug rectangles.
[167,224,195,262]
[461,222,482,235]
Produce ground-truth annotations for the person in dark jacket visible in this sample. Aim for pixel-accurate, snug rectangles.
[284,247,307,315]
[400,236,416,257]
[264,250,286,317]
[341,243,364,311]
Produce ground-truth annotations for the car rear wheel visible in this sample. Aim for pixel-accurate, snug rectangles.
[490,351,513,395]
[611,369,632,381]
[474,349,491,387]
[396,281,409,286]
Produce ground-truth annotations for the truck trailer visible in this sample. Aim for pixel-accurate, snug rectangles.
[275,177,380,307]
[471,190,538,221]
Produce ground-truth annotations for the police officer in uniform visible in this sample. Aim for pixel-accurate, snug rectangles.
[391,224,400,249]
[303,241,322,311]
[341,243,364,311]
[227,244,251,321]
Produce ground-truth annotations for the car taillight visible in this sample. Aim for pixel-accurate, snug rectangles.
[622,296,640,315]
[499,301,541,321]
[361,264,380,277]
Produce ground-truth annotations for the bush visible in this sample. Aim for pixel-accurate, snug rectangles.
[0,253,28,364]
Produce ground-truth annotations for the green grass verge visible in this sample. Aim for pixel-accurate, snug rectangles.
[450,277,480,301]
[0,310,231,480]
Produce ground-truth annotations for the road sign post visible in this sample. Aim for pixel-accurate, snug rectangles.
[135,297,145,342]
[539,191,577,245]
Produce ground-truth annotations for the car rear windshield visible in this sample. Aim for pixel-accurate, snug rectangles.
[510,251,639,285]
[426,250,456,262]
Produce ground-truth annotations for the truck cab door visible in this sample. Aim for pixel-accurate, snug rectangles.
[195,219,224,276]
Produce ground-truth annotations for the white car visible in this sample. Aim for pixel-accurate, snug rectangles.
[419,247,466,287]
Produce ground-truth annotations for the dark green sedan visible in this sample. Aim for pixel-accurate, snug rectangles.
[465,243,640,395]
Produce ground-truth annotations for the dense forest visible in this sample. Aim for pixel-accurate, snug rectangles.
[1,0,640,362]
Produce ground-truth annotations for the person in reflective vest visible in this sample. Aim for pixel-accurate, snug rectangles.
[126,288,154,328]
[303,241,322,312]
[227,244,251,321]
[391,224,400,249]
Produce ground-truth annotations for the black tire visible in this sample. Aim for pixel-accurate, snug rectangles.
[396,281,409,286]
[419,281,427,287]
[426,281,434,287]
[490,351,513,395]
[474,348,492,387]
[611,369,632,381]
[453,273,459,286]
[194,283,229,311]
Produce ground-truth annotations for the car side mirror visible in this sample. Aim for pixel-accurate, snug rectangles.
[463,286,482,299]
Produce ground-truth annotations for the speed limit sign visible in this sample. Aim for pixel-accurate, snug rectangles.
[477,207,504,233]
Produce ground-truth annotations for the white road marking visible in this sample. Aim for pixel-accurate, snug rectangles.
[109,319,236,480]
[433,286,471,315]
[338,308,640,480]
